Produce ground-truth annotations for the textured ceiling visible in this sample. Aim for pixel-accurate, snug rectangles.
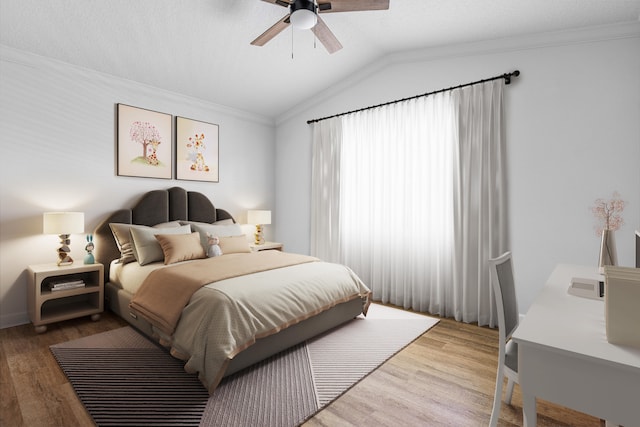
[1,0,639,120]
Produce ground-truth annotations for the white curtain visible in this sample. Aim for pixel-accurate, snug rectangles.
[310,118,343,263]
[451,81,508,326]
[310,80,507,325]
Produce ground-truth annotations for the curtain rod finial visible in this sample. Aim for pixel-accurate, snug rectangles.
[505,70,520,85]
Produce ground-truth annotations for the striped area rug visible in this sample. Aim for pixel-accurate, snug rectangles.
[51,304,438,427]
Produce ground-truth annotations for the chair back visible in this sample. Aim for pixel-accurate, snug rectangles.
[489,252,519,340]
[635,230,639,268]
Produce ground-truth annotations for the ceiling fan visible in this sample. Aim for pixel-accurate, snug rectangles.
[251,0,390,54]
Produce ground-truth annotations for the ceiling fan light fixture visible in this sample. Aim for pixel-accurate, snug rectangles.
[290,1,317,30]
[253,0,390,53]
[290,9,317,29]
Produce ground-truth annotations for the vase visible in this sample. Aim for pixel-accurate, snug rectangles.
[598,229,618,274]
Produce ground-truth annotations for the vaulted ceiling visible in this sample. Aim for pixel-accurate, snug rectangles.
[1,1,639,120]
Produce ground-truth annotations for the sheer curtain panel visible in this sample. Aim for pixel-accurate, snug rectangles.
[310,80,507,325]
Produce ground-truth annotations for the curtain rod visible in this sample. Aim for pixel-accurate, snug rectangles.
[307,70,520,125]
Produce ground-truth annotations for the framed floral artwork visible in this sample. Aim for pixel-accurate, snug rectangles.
[116,104,173,179]
[175,116,219,182]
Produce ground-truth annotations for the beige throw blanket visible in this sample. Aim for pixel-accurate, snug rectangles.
[129,251,319,336]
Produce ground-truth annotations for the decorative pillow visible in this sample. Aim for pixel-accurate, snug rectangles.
[130,224,192,265]
[109,222,192,264]
[218,235,251,254]
[182,221,243,248]
[109,223,137,264]
[155,232,206,265]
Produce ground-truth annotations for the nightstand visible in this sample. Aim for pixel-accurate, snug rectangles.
[250,241,283,252]
[27,263,104,333]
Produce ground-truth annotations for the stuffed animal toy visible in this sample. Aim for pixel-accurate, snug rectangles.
[206,233,222,258]
[84,234,95,264]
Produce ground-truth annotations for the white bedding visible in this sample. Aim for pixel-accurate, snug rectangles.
[171,260,370,392]
[112,255,371,394]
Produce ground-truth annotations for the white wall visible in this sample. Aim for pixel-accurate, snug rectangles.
[275,23,640,314]
[0,46,276,328]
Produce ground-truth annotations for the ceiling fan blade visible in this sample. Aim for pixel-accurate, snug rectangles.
[311,16,343,54]
[251,14,291,46]
[318,0,389,13]
[260,0,291,7]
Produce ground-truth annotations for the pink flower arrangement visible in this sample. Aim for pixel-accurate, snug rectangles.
[591,191,624,235]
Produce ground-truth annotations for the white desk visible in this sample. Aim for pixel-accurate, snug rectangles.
[512,264,640,427]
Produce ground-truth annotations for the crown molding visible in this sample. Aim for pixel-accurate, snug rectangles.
[0,44,275,127]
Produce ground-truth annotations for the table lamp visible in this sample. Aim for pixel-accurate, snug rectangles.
[43,212,84,266]
[247,210,271,245]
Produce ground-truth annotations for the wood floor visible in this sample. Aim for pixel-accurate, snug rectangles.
[1,309,601,427]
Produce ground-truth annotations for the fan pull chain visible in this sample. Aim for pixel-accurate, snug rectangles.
[291,27,294,59]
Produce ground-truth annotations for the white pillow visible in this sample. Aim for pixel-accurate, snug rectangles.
[153,221,183,228]
[130,224,192,265]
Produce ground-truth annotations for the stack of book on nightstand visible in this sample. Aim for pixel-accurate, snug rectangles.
[48,279,85,291]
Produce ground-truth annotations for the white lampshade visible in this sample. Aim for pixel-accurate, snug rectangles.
[290,9,317,30]
[247,210,271,225]
[43,212,85,235]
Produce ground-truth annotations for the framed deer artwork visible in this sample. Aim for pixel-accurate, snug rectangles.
[116,104,173,179]
[175,116,219,182]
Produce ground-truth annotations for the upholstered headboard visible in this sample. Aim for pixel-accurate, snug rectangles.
[93,186,234,282]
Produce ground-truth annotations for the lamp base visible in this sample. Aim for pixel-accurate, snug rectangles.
[57,257,73,266]
[56,234,74,266]
[254,224,265,245]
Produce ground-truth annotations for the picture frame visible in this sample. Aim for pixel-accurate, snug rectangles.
[175,116,219,182]
[116,104,173,179]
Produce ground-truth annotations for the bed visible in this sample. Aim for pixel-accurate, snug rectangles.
[94,186,370,393]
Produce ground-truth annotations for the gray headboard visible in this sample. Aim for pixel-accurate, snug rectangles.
[93,186,234,282]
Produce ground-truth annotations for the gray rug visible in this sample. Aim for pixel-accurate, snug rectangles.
[51,304,439,427]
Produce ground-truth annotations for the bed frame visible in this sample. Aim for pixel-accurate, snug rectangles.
[94,186,364,376]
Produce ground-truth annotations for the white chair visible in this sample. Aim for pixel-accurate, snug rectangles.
[635,230,639,268]
[488,251,520,427]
